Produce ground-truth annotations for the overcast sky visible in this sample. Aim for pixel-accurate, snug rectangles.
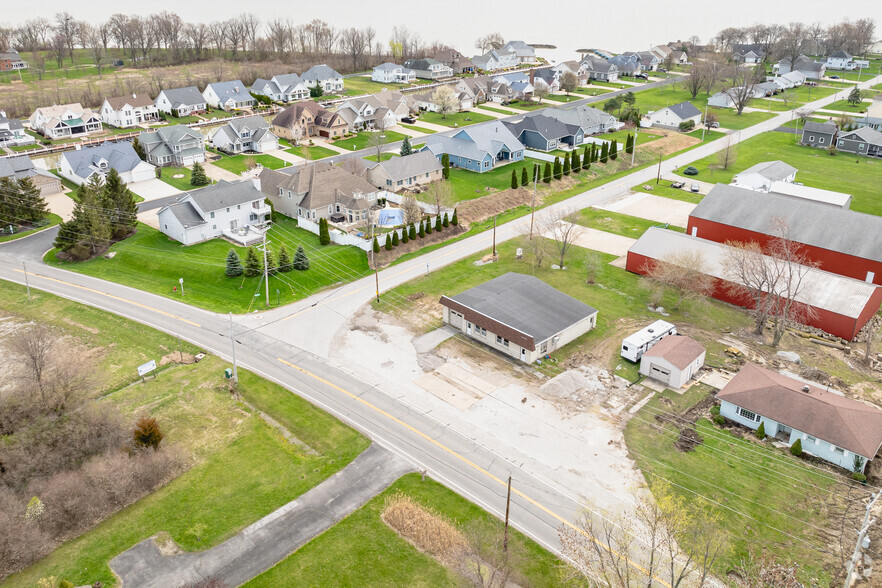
[4,1,880,57]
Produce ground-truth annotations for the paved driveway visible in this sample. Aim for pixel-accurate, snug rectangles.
[596,191,697,227]
[129,178,181,202]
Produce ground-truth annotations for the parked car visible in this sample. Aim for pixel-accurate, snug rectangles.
[635,73,648,80]
[402,116,416,124]
[829,75,840,79]
[658,68,668,73]
[705,120,720,128]
[805,81,818,86]
[690,183,700,193]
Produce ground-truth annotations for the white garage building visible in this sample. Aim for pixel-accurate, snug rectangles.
[639,335,706,388]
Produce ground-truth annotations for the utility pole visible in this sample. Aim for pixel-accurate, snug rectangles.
[492,215,497,257]
[656,152,662,184]
[630,127,640,166]
[701,102,708,141]
[529,165,538,238]
[843,490,880,588]
[228,312,238,385]
[503,475,512,552]
[371,217,379,302]
[260,227,270,307]
[22,261,30,301]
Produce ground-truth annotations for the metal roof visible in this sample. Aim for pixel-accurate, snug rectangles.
[734,160,798,182]
[767,181,851,208]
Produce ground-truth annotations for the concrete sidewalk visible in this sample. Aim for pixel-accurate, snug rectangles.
[109,444,413,587]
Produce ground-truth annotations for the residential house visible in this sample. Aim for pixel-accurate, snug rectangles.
[552,61,587,85]
[756,81,782,96]
[258,162,378,223]
[270,101,348,141]
[733,43,766,63]
[472,49,518,72]
[781,71,807,87]
[856,101,882,131]
[501,41,537,64]
[503,114,584,151]
[717,363,882,472]
[579,56,619,82]
[608,54,642,76]
[202,80,256,111]
[492,72,534,100]
[687,184,882,286]
[363,150,443,191]
[650,44,673,61]
[707,91,736,108]
[100,94,159,128]
[433,48,476,74]
[539,104,620,136]
[209,116,278,154]
[157,179,271,246]
[835,126,882,158]
[0,49,27,71]
[403,58,454,80]
[0,156,61,195]
[647,101,702,129]
[621,51,660,71]
[800,120,838,147]
[335,96,397,132]
[0,115,34,147]
[731,160,797,191]
[455,76,514,105]
[826,50,860,71]
[371,63,416,84]
[28,103,102,139]
[139,125,205,167]
[777,56,826,80]
[301,64,344,94]
[531,69,561,93]
[626,227,882,340]
[440,273,598,364]
[423,120,525,173]
[651,45,688,65]
[411,85,474,112]
[154,86,207,116]
[639,335,706,389]
[59,143,156,186]
[250,74,310,103]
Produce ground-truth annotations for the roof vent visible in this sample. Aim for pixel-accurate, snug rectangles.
[648,328,654,333]
[802,385,810,393]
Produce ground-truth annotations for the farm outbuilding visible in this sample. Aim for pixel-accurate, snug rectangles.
[639,335,706,389]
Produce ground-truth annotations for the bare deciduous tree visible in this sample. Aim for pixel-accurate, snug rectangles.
[460,521,515,588]
[643,248,716,311]
[717,135,737,170]
[475,33,504,53]
[532,80,550,103]
[425,181,454,217]
[9,325,55,395]
[541,209,584,268]
[432,85,460,119]
[560,71,579,95]
[723,66,762,115]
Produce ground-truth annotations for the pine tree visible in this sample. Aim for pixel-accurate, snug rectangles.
[442,213,449,227]
[543,161,552,183]
[418,221,426,238]
[511,168,518,189]
[600,142,609,163]
[625,133,634,154]
[451,209,458,225]
[571,150,581,173]
[131,137,146,161]
[400,136,413,156]
[582,147,591,170]
[401,227,409,243]
[425,218,433,234]
[190,162,210,186]
[553,157,562,180]
[392,230,399,246]
[225,249,244,277]
[277,245,293,272]
[53,217,81,252]
[521,166,528,186]
[790,438,802,456]
[77,176,112,255]
[441,154,450,179]
[384,234,392,250]
[609,139,618,161]
[373,236,380,252]
[435,216,442,231]
[16,177,49,223]
[102,168,137,239]
[265,249,276,274]
[408,223,417,240]
[292,244,310,270]
[756,421,766,440]
[563,153,571,175]
[847,86,862,106]
[244,246,262,277]
[318,217,330,245]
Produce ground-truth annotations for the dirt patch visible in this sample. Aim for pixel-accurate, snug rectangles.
[158,352,197,366]
[62,317,99,334]
[381,491,467,565]
[680,390,716,422]
[457,186,538,225]
[674,426,703,452]
[641,132,700,156]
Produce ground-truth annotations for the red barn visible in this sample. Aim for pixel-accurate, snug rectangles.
[686,185,882,286]
[627,228,882,340]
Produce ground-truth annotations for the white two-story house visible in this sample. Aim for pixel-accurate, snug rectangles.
[138,125,205,167]
[100,94,160,128]
[202,80,256,111]
[154,86,208,117]
[250,74,310,103]
[371,63,417,84]
[301,65,344,94]
[209,116,279,154]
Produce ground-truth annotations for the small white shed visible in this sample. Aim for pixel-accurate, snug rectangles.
[639,335,706,388]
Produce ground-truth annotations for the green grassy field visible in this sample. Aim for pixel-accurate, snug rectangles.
[342,76,423,96]
[574,207,685,237]
[475,104,517,115]
[285,145,338,159]
[363,152,400,162]
[708,109,777,130]
[505,100,550,111]
[545,93,582,103]
[211,154,288,174]
[684,131,882,216]
[398,123,437,134]
[447,164,521,201]
[573,86,613,96]
[332,130,408,150]
[157,166,207,191]
[244,474,562,587]
[44,216,370,313]
[821,99,872,113]
[418,111,496,127]
[624,386,844,585]
[0,213,62,243]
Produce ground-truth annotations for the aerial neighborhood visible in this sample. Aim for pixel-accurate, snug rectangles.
[2,10,882,588]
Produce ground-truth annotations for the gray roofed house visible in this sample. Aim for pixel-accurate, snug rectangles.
[503,114,584,151]
[202,80,256,111]
[403,58,454,80]
[209,115,279,154]
[648,101,702,129]
[422,120,525,173]
[300,64,344,93]
[0,155,62,195]
[732,43,766,63]
[250,74,310,103]
[363,150,443,190]
[439,273,598,363]
[139,124,205,167]
[777,56,827,79]
[801,120,838,148]
[579,55,619,82]
[531,68,560,92]
[731,161,798,191]
[154,86,207,116]
[501,41,537,63]
[58,142,156,186]
[536,104,620,136]
[0,114,33,147]
[835,126,882,158]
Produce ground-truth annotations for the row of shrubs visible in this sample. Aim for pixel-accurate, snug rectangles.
[372,211,458,253]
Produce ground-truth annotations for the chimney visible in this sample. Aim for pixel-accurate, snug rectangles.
[251,175,262,192]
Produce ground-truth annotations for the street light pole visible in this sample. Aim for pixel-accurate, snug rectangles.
[228,312,238,384]
[22,261,30,301]
[529,164,538,238]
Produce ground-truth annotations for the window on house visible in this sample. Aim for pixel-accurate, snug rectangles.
[806,435,817,443]
[833,446,845,455]
[737,407,761,422]
[226,208,230,213]
[210,212,215,219]
[212,224,217,230]
[279,188,283,196]
[820,137,825,144]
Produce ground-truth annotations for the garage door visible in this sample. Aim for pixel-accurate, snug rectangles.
[449,311,463,329]
[649,363,671,383]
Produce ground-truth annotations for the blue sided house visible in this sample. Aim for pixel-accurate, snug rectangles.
[422,120,525,173]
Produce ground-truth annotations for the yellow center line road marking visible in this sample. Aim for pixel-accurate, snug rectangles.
[14,269,201,328]
[276,356,670,586]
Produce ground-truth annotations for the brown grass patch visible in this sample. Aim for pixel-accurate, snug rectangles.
[641,133,700,156]
[381,491,467,565]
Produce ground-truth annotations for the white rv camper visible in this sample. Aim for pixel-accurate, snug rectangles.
[620,320,677,362]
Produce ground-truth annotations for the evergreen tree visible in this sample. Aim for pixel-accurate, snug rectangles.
[408,223,417,240]
[609,139,618,161]
[225,249,244,277]
[277,245,293,272]
[265,249,276,275]
[442,212,449,227]
[292,244,310,270]
[77,176,112,255]
[102,168,137,239]
[384,234,392,250]
[553,157,562,180]
[131,137,146,161]
[244,246,262,277]
[625,133,634,154]
[400,136,413,156]
[521,166,528,186]
[451,209,458,225]
[441,154,450,179]
[847,86,862,106]
[600,142,609,163]
[756,421,766,440]
[563,153,571,175]
[511,168,518,189]
[16,177,49,223]
[53,217,81,252]
[418,221,426,238]
[373,236,380,252]
[318,217,330,245]
[401,227,409,243]
[582,147,591,170]
[543,161,552,183]
[425,218,433,234]
[392,230,399,246]
[790,438,802,457]
[435,215,442,231]
[571,150,581,173]
[190,162,210,186]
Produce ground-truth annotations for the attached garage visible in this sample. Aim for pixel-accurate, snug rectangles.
[639,335,706,389]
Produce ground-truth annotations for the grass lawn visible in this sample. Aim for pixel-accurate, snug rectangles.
[418,111,496,128]
[685,131,882,216]
[603,129,661,148]
[624,386,844,585]
[545,93,582,103]
[44,216,370,313]
[573,86,613,96]
[332,130,408,151]
[447,164,520,202]
[244,474,561,588]
[8,143,44,152]
[285,145,338,160]
[398,123,437,134]
[363,152,400,162]
[161,114,202,125]
[50,170,80,193]
[573,207,685,237]
[820,99,872,114]
[211,154,288,174]
[475,104,517,115]
[631,182,704,204]
[0,213,62,243]
[505,100,550,111]
[710,109,777,130]
[343,76,416,96]
[157,166,205,191]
